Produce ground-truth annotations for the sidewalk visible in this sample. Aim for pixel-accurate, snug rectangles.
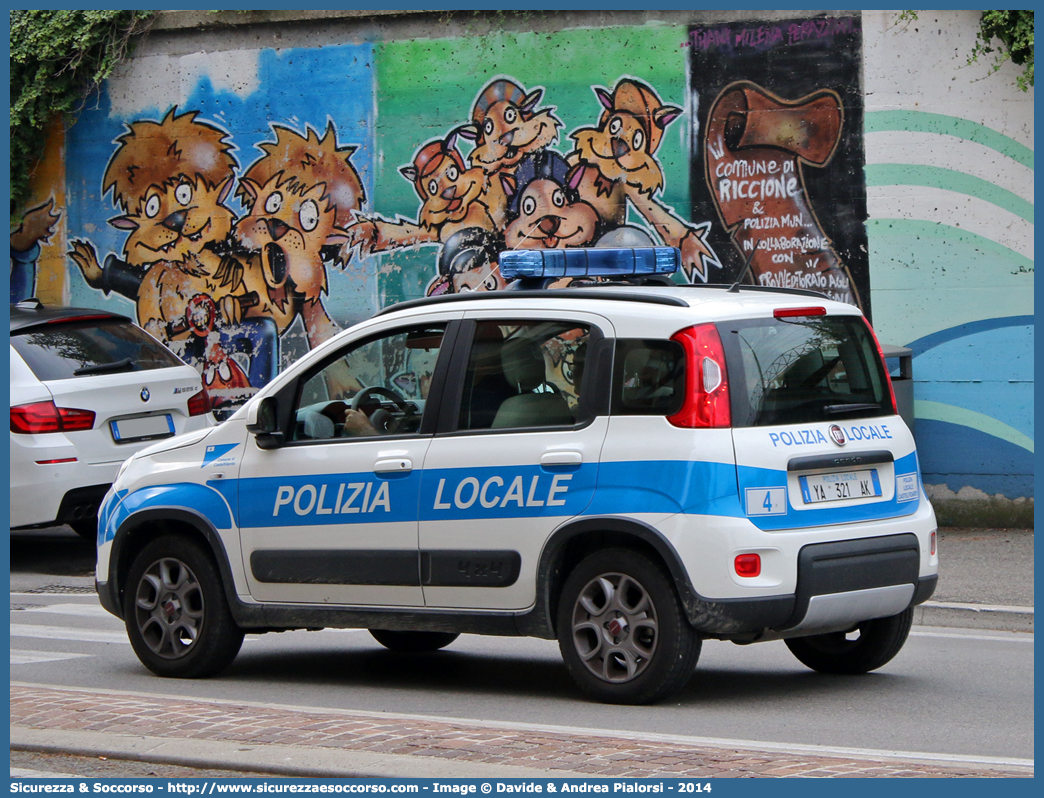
[9,684,1032,778]
[915,527,1034,632]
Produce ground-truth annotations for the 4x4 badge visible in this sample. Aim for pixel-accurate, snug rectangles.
[140,387,150,402]
[829,424,845,446]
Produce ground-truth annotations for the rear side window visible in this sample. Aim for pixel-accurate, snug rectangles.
[719,315,891,427]
[611,339,685,416]
[11,320,183,382]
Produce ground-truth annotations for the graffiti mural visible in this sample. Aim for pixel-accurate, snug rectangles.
[10,198,61,303]
[347,75,720,294]
[688,16,869,313]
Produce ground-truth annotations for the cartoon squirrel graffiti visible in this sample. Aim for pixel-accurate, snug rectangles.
[344,129,495,258]
[230,121,365,350]
[568,78,720,282]
[458,78,563,228]
[67,108,244,343]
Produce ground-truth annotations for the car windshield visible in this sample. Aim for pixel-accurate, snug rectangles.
[719,315,891,427]
[11,320,183,382]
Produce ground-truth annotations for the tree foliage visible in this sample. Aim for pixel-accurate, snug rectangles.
[970,10,1034,92]
[9,10,155,222]
[900,10,1034,93]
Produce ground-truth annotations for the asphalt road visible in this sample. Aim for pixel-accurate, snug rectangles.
[9,527,1035,765]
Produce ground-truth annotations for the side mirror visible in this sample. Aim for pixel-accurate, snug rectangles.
[247,396,284,450]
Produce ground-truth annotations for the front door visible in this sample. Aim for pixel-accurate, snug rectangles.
[237,318,454,607]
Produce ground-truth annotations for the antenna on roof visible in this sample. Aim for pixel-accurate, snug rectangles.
[727,240,761,293]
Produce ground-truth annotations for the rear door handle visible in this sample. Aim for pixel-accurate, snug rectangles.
[375,458,412,473]
[541,451,583,467]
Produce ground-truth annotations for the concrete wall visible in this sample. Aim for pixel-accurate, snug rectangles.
[11,9,1033,512]
[862,10,1033,517]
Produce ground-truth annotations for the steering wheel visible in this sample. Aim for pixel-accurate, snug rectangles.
[350,386,413,434]
[351,386,410,412]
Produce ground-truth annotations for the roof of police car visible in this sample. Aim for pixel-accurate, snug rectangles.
[377,283,859,318]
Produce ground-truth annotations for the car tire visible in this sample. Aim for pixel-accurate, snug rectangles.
[784,607,914,675]
[369,629,460,653]
[556,548,701,704]
[123,535,243,678]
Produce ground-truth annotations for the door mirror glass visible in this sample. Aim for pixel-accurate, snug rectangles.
[255,396,278,433]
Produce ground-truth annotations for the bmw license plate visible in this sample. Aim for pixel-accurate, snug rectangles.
[110,414,175,444]
[800,469,881,504]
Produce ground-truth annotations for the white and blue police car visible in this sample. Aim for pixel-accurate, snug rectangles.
[96,247,938,704]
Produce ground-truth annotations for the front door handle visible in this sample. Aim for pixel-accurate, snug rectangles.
[375,458,412,473]
[540,451,583,467]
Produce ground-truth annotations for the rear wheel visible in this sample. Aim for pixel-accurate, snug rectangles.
[124,535,243,678]
[369,629,459,653]
[556,548,700,704]
[785,607,914,674]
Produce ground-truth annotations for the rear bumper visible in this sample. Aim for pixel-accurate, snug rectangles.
[687,534,937,638]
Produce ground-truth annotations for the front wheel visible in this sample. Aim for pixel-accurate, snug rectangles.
[785,607,914,674]
[124,535,243,678]
[557,548,701,704]
[369,629,459,653]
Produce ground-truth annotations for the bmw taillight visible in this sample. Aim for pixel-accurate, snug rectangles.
[187,385,213,417]
[668,323,731,428]
[10,401,96,434]
[862,318,898,415]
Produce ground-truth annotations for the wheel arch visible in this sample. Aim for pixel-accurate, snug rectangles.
[529,515,700,638]
[106,507,240,623]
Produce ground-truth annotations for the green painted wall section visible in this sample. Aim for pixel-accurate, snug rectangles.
[865,110,1034,169]
[915,400,1034,454]
[372,25,690,304]
[865,164,1034,222]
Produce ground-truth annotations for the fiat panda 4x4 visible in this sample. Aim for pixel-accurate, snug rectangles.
[96,247,938,704]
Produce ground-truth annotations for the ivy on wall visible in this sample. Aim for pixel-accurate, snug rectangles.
[9,10,155,223]
[971,10,1034,92]
[900,10,1034,92]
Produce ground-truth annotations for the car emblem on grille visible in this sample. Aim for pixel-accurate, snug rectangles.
[140,387,150,403]
[829,424,845,446]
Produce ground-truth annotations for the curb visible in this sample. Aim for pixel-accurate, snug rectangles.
[10,728,576,780]
[915,601,1033,633]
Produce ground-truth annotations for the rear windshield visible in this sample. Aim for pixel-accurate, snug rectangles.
[11,319,184,382]
[718,315,891,427]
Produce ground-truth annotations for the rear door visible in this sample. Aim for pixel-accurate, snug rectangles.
[719,312,921,530]
[418,310,613,611]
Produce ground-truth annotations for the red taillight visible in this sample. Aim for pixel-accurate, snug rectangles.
[773,306,826,318]
[930,531,937,556]
[862,319,899,415]
[11,401,95,434]
[735,553,761,578]
[57,406,96,431]
[668,323,731,428]
[187,385,212,417]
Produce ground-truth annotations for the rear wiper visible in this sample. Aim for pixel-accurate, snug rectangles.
[825,403,881,416]
[74,357,134,376]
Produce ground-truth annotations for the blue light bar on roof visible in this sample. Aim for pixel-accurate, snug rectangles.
[499,246,680,280]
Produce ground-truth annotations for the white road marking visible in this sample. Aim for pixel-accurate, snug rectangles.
[19,603,112,618]
[11,768,84,778]
[9,624,129,644]
[11,649,92,665]
[911,629,1034,644]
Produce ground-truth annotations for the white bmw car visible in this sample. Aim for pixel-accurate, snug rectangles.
[9,300,214,539]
